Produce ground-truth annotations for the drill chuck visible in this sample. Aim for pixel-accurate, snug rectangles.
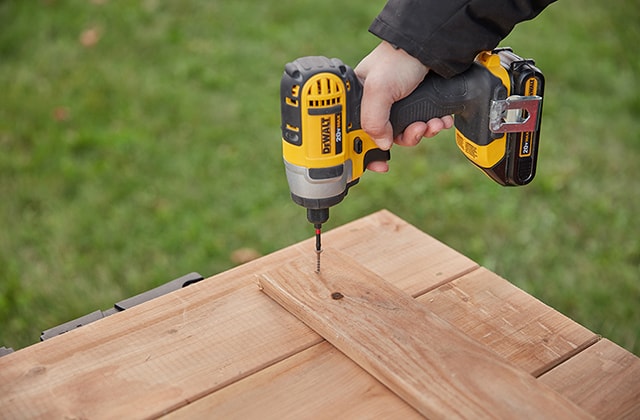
[307,208,329,225]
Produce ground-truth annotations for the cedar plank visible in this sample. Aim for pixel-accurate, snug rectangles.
[419,267,599,376]
[163,342,422,419]
[540,339,640,419]
[323,210,479,296]
[0,284,321,419]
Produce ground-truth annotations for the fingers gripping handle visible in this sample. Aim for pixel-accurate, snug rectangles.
[390,73,466,138]
[389,63,505,143]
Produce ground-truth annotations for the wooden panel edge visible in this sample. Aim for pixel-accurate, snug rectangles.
[539,338,640,419]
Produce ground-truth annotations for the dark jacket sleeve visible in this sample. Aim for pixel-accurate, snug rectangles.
[369,0,556,78]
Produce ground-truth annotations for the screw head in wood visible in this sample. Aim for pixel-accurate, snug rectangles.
[331,292,344,300]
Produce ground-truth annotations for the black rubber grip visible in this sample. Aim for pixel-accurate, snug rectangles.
[389,63,507,146]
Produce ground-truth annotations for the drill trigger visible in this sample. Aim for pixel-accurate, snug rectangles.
[363,148,391,170]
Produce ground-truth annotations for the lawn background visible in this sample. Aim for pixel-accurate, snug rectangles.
[1,0,638,355]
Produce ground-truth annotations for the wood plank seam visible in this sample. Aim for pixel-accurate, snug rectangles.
[532,335,602,377]
[414,266,599,378]
[158,334,325,418]
[158,341,424,419]
[409,265,482,300]
[539,338,640,419]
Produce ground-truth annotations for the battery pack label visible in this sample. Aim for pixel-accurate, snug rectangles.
[519,132,532,157]
[335,112,342,154]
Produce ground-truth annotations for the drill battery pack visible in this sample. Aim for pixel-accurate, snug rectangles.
[473,48,545,186]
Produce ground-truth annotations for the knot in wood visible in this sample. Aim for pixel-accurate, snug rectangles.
[331,292,344,300]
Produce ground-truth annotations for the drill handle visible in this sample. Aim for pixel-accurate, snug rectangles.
[390,63,506,145]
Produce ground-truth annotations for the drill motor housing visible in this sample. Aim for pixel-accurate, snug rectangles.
[281,56,388,224]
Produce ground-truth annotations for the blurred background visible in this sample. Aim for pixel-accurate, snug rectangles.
[1,0,638,355]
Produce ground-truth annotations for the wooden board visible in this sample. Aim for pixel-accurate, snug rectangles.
[0,284,322,418]
[0,210,633,418]
[162,341,423,420]
[540,339,640,419]
[258,249,590,419]
[166,248,601,419]
[319,210,480,297]
[418,267,599,376]
[0,210,478,419]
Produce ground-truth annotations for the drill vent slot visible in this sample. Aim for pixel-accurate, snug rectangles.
[285,84,300,107]
[307,77,343,108]
[308,97,341,107]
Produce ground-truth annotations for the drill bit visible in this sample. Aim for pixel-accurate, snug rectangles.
[314,223,323,273]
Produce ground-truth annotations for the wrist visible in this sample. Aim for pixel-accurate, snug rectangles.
[381,41,429,74]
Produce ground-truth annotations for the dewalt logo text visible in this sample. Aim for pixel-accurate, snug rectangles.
[321,117,331,154]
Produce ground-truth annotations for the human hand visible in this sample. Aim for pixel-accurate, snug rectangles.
[355,41,454,172]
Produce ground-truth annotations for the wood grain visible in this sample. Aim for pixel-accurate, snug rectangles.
[163,341,422,420]
[540,339,640,419]
[321,210,480,297]
[418,267,599,376]
[259,249,590,419]
[2,210,631,418]
[0,284,321,419]
[0,210,477,418]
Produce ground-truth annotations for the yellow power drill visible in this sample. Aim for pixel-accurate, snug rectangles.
[280,48,544,271]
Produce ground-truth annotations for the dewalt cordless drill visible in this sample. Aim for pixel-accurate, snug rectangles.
[280,48,544,271]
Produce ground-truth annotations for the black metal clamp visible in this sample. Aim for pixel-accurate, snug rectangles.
[39,272,205,341]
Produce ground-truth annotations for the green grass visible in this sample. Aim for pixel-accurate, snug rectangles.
[1,0,638,355]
